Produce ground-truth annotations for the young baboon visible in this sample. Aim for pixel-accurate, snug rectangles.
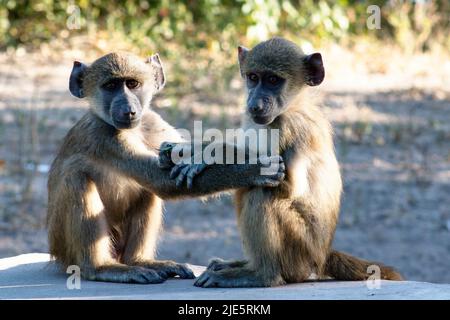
[167,37,403,287]
[46,52,285,284]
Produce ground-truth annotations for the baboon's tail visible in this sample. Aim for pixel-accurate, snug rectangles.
[324,250,403,281]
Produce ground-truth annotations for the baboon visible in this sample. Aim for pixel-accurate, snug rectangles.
[165,38,403,287]
[46,52,285,284]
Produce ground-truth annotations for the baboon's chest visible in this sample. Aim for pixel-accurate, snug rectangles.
[97,170,144,215]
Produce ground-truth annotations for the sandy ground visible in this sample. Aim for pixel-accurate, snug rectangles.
[0,44,449,283]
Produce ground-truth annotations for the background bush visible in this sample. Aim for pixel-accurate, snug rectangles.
[1,0,449,51]
[0,0,449,99]
[1,0,448,103]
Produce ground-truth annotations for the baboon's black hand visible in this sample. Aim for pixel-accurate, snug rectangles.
[252,155,285,187]
[170,163,208,188]
[158,141,177,169]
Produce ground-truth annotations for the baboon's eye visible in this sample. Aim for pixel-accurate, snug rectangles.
[267,75,281,85]
[126,79,140,89]
[103,80,120,91]
[247,73,259,83]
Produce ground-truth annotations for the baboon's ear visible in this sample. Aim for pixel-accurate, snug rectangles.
[237,46,249,77]
[147,53,166,92]
[303,53,325,86]
[69,61,87,98]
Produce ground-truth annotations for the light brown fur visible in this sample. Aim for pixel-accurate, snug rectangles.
[194,38,402,287]
[235,92,341,285]
[47,52,285,283]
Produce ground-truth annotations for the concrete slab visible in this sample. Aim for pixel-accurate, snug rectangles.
[0,253,449,300]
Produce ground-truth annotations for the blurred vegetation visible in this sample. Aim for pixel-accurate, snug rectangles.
[1,0,449,49]
[0,0,449,97]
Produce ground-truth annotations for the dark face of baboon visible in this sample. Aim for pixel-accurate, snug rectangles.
[69,52,166,129]
[238,37,325,125]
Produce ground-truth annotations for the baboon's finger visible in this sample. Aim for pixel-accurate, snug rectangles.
[278,160,285,173]
[170,164,184,179]
[186,164,207,189]
[176,165,191,187]
[203,277,218,288]
[177,264,195,279]
[194,271,210,287]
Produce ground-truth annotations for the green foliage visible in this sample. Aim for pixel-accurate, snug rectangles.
[1,0,449,51]
[0,1,448,97]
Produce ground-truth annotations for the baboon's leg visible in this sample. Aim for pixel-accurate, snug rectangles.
[195,195,285,287]
[196,194,318,287]
[66,176,164,284]
[121,192,194,279]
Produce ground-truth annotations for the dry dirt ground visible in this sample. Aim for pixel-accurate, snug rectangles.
[0,44,449,283]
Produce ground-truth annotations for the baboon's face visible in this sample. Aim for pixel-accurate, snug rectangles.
[238,38,325,125]
[243,69,287,125]
[69,52,165,130]
[98,76,147,129]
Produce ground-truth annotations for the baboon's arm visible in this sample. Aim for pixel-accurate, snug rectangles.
[99,140,282,199]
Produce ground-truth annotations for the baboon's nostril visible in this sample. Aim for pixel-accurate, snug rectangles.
[124,111,136,117]
[250,104,262,113]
